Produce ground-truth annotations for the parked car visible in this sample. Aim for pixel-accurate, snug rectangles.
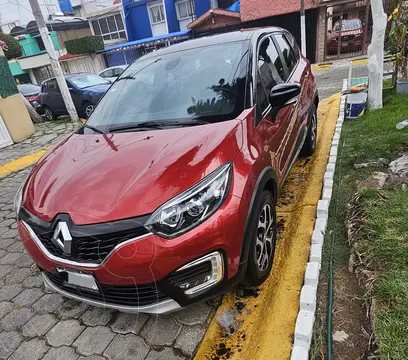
[327,18,364,55]
[16,28,318,314]
[40,73,111,120]
[18,84,44,114]
[98,65,128,82]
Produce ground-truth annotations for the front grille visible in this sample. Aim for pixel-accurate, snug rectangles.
[341,35,355,42]
[45,271,169,307]
[26,214,150,264]
[168,261,212,287]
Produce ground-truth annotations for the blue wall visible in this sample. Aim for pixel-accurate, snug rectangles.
[123,0,211,42]
[195,0,211,17]
[165,0,180,33]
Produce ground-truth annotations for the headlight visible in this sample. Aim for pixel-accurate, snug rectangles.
[145,163,232,239]
[14,183,23,218]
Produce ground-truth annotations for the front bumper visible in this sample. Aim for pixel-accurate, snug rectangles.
[42,271,181,314]
[18,194,247,313]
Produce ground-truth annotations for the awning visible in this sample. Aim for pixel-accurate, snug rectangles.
[100,30,191,53]
[227,1,240,12]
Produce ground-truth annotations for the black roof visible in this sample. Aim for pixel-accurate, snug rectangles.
[142,27,282,59]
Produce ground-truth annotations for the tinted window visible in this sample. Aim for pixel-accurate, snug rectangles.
[275,34,298,75]
[87,41,249,128]
[257,37,285,114]
[112,67,125,77]
[18,84,41,95]
[100,69,114,78]
[334,19,362,31]
[285,33,300,60]
[69,74,110,89]
[47,79,59,92]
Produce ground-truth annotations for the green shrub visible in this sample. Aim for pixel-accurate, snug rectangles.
[0,33,22,59]
[65,36,104,54]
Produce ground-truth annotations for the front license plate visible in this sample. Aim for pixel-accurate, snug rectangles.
[58,269,99,292]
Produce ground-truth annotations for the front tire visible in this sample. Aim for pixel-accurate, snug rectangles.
[43,106,57,121]
[82,102,94,119]
[300,103,317,157]
[245,190,277,286]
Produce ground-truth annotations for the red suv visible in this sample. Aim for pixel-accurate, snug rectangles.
[16,28,318,314]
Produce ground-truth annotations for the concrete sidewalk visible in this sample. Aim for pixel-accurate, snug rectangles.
[0,120,80,179]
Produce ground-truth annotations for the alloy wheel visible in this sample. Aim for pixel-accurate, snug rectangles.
[85,104,94,118]
[255,203,275,272]
[44,108,53,121]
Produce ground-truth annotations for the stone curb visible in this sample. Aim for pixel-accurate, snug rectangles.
[290,80,347,360]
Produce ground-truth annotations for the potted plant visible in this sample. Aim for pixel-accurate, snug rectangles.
[388,0,408,93]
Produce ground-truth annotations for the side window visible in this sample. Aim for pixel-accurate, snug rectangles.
[47,79,60,93]
[285,33,300,60]
[112,68,124,77]
[256,36,285,115]
[275,34,298,75]
[100,69,114,78]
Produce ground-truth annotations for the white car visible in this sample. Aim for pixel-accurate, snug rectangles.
[98,65,128,83]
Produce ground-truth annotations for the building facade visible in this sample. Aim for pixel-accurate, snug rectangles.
[121,0,213,42]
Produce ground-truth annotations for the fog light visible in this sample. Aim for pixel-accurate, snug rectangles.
[172,252,224,296]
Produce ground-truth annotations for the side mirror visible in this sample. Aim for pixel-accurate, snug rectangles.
[68,87,75,92]
[269,84,301,121]
[269,83,301,108]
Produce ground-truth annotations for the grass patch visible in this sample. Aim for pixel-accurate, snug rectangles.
[311,93,408,358]
[359,188,408,358]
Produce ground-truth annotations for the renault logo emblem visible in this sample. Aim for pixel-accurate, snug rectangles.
[52,222,72,254]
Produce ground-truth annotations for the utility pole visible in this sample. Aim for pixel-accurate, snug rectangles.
[300,0,307,56]
[27,0,79,122]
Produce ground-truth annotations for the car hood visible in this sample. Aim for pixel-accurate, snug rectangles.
[23,120,243,225]
[82,84,111,94]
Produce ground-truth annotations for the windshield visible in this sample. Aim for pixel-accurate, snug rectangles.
[87,41,249,129]
[18,84,40,95]
[69,74,110,89]
[333,19,362,32]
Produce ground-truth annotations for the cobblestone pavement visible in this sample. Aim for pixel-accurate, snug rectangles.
[0,120,80,167]
[0,169,216,359]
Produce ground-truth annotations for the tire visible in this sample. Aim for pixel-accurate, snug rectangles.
[245,190,277,286]
[43,106,57,121]
[300,103,317,157]
[82,102,94,119]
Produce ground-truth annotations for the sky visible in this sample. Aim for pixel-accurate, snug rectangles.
[0,0,113,30]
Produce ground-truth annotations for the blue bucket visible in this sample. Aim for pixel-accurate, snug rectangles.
[346,92,367,119]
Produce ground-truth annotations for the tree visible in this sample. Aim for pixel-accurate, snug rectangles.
[367,0,387,110]
[0,33,22,59]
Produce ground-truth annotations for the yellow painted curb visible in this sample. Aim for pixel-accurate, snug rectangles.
[0,145,53,179]
[312,64,332,71]
[195,93,341,360]
[351,58,368,65]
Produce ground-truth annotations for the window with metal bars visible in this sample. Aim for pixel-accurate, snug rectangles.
[175,0,196,20]
[91,14,126,41]
[148,2,166,24]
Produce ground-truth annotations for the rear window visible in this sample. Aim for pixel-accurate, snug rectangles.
[69,74,110,89]
[18,84,41,95]
[87,41,249,128]
[334,19,362,31]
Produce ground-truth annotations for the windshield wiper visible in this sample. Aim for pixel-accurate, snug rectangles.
[108,121,164,133]
[108,119,209,133]
[83,124,105,135]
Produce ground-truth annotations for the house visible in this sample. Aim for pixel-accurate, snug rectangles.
[187,0,320,63]
[8,16,99,85]
[87,4,128,47]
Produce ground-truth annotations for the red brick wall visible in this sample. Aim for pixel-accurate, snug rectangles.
[241,0,317,21]
[192,15,242,32]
